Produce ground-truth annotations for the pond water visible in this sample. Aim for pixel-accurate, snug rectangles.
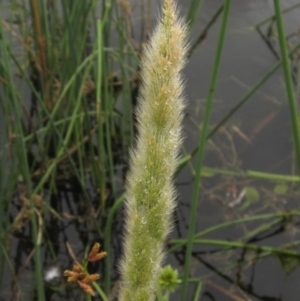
[1,0,300,300]
[173,0,300,300]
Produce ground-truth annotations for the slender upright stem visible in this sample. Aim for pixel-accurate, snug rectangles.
[273,0,300,176]
[180,1,231,300]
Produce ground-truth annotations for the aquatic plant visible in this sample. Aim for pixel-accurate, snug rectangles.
[118,0,188,300]
[63,243,106,296]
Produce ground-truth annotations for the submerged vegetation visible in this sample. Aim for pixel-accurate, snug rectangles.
[0,0,300,300]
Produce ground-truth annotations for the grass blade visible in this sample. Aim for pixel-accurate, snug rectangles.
[180,1,231,299]
[273,0,300,176]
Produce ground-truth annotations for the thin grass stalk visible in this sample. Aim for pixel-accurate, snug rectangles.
[45,50,98,124]
[29,0,48,100]
[38,0,50,67]
[168,210,299,253]
[96,19,107,210]
[188,4,224,58]
[75,122,85,185]
[21,112,95,142]
[0,243,25,299]
[245,169,300,181]
[97,1,118,198]
[189,236,300,282]
[122,21,135,150]
[103,70,117,197]
[192,281,203,301]
[273,0,300,175]
[180,1,231,299]
[295,60,300,97]
[7,0,99,195]
[42,1,94,181]
[102,0,116,46]
[104,194,125,294]
[0,27,45,301]
[18,139,45,301]
[0,28,17,296]
[190,240,300,284]
[191,165,300,181]
[120,62,134,156]
[0,70,16,240]
[115,1,139,155]
[92,281,109,301]
[255,3,300,28]
[208,40,300,138]
[58,2,93,153]
[240,218,283,242]
[15,52,97,193]
[186,0,204,32]
[174,238,300,257]
[195,212,297,239]
[115,5,135,157]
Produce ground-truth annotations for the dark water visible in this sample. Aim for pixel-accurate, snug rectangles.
[173,0,300,301]
[1,0,300,300]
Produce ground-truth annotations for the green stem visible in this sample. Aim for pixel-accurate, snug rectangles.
[192,281,203,301]
[172,238,300,257]
[180,1,231,300]
[92,282,109,301]
[186,0,205,32]
[168,210,300,253]
[273,0,300,176]
[104,194,125,294]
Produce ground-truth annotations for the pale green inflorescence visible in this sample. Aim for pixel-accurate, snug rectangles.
[119,0,187,301]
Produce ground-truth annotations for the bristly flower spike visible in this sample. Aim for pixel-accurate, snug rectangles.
[118,0,188,301]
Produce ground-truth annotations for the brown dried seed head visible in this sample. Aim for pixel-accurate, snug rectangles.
[88,243,107,262]
[78,281,95,296]
[63,270,76,277]
[78,272,88,281]
[67,275,79,282]
[89,251,107,262]
[81,273,100,284]
[73,263,83,273]
[63,270,80,282]
[89,243,100,256]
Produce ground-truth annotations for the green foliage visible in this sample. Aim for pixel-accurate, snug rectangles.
[239,187,260,210]
[0,0,137,298]
[274,183,288,194]
[278,254,300,275]
[159,265,181,293]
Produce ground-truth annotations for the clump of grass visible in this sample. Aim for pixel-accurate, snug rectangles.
[118,0,188,300]
[0,1,139,298]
